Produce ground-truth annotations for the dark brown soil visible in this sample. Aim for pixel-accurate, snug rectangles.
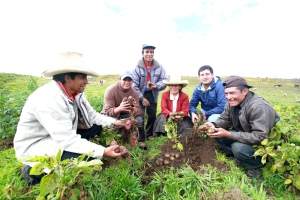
[140,134,251,199]
[0,137,14,151]
[142,134,229,183]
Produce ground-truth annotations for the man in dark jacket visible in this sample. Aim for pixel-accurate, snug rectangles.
[189,65,227,122]
[132,44,168,141]
[206,75,280,178]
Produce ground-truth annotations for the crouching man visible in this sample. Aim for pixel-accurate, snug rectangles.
[205,75,280,178]
[14,52,130,185]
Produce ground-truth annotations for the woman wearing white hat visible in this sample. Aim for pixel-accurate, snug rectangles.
[153,75,193,136]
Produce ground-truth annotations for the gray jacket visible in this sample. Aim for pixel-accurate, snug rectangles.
[215,91,280,144]
[132,58,168,102]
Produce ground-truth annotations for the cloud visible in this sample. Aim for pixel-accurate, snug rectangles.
[0,0,299,78]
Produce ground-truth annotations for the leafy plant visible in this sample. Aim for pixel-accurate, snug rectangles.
[0,89,29,139]
[164,118,183,151]
[88,95,104,112]
[19,149,103,199]
[253,104,300,191]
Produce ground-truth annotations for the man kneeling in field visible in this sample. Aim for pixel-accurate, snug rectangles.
[205,76,280,178]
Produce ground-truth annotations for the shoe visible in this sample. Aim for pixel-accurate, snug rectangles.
[146,136,154,141]
[138,142,148,150]
[20,165,41,185]
[246,168,262,178]
[227,156,240,165]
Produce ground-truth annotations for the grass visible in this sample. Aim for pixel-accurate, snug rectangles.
[1,72,300,199]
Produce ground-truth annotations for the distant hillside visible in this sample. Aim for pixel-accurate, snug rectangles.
[1,72,299,106]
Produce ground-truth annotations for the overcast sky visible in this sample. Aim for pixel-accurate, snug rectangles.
[0,0,299,78]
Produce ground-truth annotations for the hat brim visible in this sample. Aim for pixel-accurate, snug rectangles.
[163,80,188,88]
[143,45,156,50]
[223,83,253,88]
[42,66,99,78]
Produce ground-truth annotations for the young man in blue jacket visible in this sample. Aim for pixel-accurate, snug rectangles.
[189,65,227,123]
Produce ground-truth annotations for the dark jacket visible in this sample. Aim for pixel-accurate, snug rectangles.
[215,92,280,144]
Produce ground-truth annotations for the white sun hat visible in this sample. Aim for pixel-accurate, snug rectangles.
[42,52,99,78]
[163,74,188,88]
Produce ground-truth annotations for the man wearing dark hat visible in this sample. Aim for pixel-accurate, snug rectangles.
[205,75,280,178]
[101,70,145,149]
[132,44,168,143]
[14,52,130,185]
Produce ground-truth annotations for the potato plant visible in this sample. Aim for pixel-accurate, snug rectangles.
[164,118,183,151]
[253,104,300,190]
[18,150,102,199]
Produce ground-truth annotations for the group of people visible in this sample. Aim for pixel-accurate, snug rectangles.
[14,44,280,185]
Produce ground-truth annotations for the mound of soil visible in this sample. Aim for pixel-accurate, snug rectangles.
[143,134,229,181]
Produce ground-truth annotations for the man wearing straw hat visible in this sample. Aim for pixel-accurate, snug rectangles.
[14,52,130,185]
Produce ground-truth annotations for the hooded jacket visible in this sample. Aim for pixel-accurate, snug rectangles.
[132,58,168,102]
[189,76,227,117]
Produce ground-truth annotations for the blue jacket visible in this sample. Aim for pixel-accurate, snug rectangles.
[132,58,168,103]
[189,76,227,118]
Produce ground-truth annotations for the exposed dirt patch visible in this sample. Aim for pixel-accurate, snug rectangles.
[0,137,14,151]
[142,135,229,182]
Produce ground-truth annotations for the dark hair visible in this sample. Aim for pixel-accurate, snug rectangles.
[236,85,247,92]
[53,72,84,84]
[198,65,214,76]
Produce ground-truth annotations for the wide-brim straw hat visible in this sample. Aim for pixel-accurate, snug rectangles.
[42,52,99,78]
[163,74,188,88]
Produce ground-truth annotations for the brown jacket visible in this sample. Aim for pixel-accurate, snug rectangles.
[101,82,140,117]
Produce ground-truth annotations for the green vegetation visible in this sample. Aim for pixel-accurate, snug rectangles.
[1,72,300,199]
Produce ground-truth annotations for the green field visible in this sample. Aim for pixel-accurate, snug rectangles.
[1,72,300,199]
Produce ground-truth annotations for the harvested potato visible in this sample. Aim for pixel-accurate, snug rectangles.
[163,160,170,165]
[165,153,170,158]
[207,128,217,133]
[155,158,163,166]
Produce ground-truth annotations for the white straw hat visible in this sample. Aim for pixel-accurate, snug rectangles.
[42,52,99,78]
[163,74,188,88]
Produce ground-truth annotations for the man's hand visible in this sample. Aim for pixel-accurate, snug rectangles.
[191,112,198,123]
[148,82,157,90]
[142,98,150,107]
[103,145,123,158]
[104,144,130,159]
[118,98,132,112]
[114,119,131,130]
[202,113,207,120]
[206,127,231,139]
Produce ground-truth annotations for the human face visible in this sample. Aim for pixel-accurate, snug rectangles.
[142,48,154,63]
[169,84,182,95]
[120,77,133,90]
[65,74,88,95]
[199,69,213,85]
[224,87,248,107]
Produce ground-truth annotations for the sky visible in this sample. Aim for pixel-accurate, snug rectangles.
[0,0,299,79]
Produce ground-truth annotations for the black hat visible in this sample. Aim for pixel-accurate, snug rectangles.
[223,75,252,88]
